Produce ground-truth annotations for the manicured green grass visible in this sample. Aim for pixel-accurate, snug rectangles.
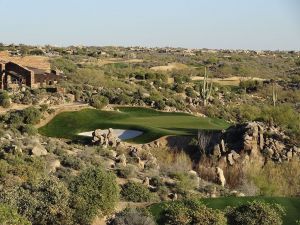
[149,197,300,225]
[39,107,230,143]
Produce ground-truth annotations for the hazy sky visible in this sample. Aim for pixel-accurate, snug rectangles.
[0,0,299,50]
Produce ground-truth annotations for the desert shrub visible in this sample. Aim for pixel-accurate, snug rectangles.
[90,95,109,109]
[0,91,11,108]
[185,87,197,98]
[247,160,300,196]
[1,177,72,225]
[226,201,285,225]
[69,166,119,224]
[114,93,132,105]
[174,84,185,93]
[155,99,166,110]
[163,200,227,225]
[239,80,262,92]
[21,107,42,125]
[39,104,49,112]
[51,58,77,73]
[117,164,137,179]
[151,148,192,174]
[20,124,38,135]
[61,155,84,170]
[29,48,44,55]
[109,208,155,225]
[121,182,152,202]
[0,204,30,225]
[170,172,199,195]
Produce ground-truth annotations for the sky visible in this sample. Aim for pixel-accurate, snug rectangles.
[0,0,299,50]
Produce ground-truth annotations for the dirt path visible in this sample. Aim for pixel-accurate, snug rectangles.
[0,103,30,115]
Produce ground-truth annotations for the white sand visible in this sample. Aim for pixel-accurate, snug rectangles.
[78,129,143,140]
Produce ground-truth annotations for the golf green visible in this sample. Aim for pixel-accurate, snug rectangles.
[39,107,230,143]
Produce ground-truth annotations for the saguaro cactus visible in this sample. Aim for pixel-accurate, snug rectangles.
[201,67,213,106]
[272,82,278,107]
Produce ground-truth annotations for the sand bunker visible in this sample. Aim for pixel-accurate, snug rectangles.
[78,129,143,140]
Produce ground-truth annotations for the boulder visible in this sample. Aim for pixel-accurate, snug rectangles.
[116,154,126,167]
[48,159,61,173]
[94,129,102,138]
[227,153,235,166]
[168,193,178,201]
[136,157,145,169]
[216,167,226,187]
[142,177,150,187]
[30,144,47,156]
[220,139,226,153]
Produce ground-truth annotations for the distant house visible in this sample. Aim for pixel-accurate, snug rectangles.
[0,61,65,90]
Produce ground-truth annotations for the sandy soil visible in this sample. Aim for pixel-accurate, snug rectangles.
[0,51,50,71]
[150,63,188,71]
[81,58,143,67]
[191,76,266,86]
[78,129,143,140]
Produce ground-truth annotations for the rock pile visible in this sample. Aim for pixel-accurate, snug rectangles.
[212,122,299,166]
[92,128,120,148]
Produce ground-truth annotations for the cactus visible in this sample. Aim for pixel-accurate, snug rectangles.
[272,82,278,107]
[201,67,213,106]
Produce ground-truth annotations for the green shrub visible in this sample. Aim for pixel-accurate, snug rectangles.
[163,200,226,225]
[155,100,166,110]
[0,204,30,225]
[1,177,72,225]
[20,124,38,135]
[170,172,199,195]
[109,208,155,225]
[21,107,42,125]
[69,166,119,224]
[226,201,285,225]
[121,182,152,202]
[0,91,11,108]
[174,84,185,93]
[117,165,137,179]
[61,155,84,170]
[90,95,109,109]
[51,58,77,73]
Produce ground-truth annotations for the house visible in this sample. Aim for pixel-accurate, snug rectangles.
[0,61,64,90]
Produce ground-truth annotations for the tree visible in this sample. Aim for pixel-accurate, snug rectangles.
[69,166,119,224]
[226,201,285,225]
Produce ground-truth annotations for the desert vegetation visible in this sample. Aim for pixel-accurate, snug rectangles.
[0,44,299,224]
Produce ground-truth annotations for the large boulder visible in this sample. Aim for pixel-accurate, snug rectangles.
[30,143,48,156]
[216,167,226,187]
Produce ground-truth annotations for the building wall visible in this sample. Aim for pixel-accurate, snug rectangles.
[0,62,64,90]
[5,62,34,88]
[0,63,4,89]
